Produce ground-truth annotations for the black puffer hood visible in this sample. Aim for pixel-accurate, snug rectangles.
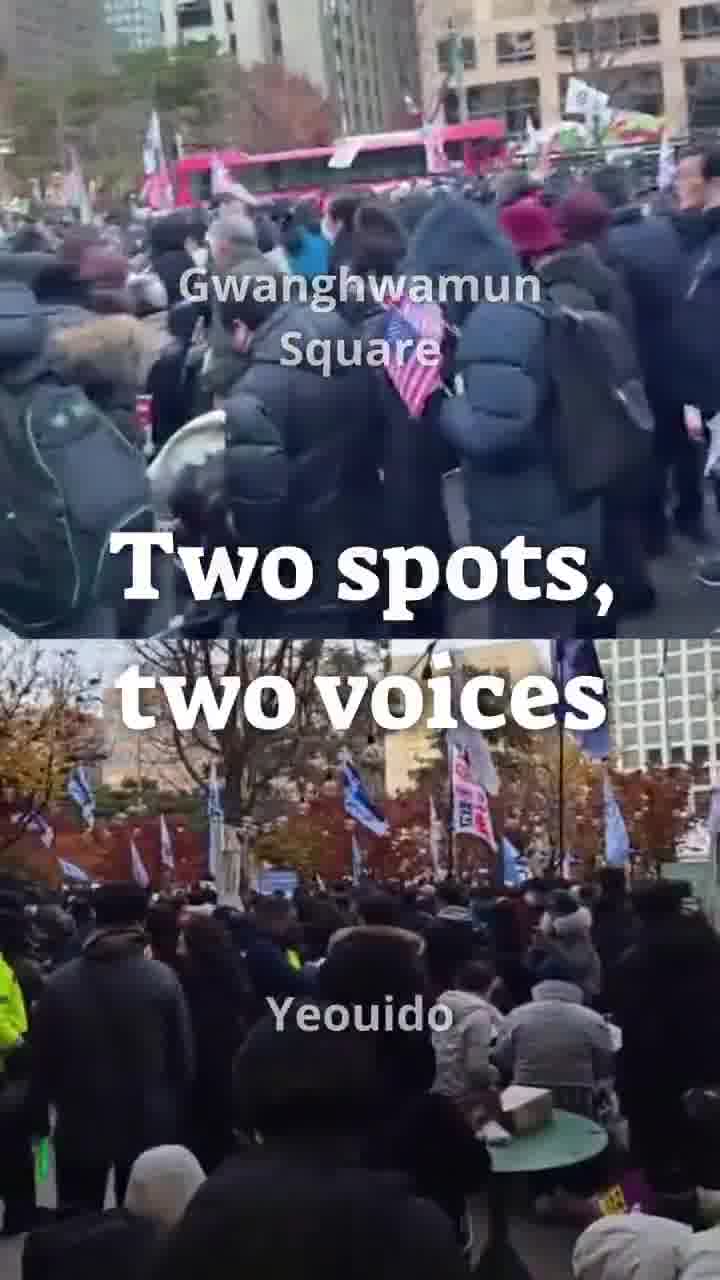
[403,195,521,324]
[404,195,521,280]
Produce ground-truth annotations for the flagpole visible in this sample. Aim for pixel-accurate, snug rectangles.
[558,721,565,877]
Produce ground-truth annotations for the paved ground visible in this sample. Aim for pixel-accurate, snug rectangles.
[444,472,720,639]
[0,1158,579,1280]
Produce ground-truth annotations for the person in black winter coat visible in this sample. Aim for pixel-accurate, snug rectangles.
[233,896,312,1010]
[29,884,194,1213]
[151,1159,467,1280]
[536,186,655,619]
[231,1007,489,1240]
[317,929,489,1232]
[612,888,720,1192]
[173,277,383,638]
[606,186,709,553]
[409,195,603,638]
[178,915,254,1173]
[347,201,454,639]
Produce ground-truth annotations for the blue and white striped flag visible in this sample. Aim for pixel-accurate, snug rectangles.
[57,857,90,882]
[12,810,55,849]
[159,814,175,871]
[342,761,388,836]
[604,774,630,867]
[130,838,150,889]
[206,761,224,880]
[67,766,95,829]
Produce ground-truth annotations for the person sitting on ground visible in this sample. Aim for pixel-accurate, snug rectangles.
[493,958,614,1117]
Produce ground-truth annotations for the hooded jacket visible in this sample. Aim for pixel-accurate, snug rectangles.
[29,926,194,1164]
[432,990,504,1100]
[407,198,602,560]
[494,979,614,1091]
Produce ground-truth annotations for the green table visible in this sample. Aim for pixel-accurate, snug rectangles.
[476,1110,608,1280]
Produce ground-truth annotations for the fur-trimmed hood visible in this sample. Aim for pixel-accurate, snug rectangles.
[541,905,593,938]
[328,925,426,957]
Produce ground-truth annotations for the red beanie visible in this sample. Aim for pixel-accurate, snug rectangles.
[499,197,565,257]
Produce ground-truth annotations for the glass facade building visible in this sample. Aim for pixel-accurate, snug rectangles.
[104,0,162,50]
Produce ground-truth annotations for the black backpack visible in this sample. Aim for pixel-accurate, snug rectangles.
[528,302,655,504]
[0,377,155,635]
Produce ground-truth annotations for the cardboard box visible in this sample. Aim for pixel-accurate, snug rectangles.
[500,1086,553,1136]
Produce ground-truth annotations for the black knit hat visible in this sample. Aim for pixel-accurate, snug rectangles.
[92,883,148,928]
[350,202,407,276]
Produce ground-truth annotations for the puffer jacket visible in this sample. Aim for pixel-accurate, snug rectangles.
[573,1215,720,1280]
[406,198,602,560]
[494,979,614,1091]
[432,990,504,1101]
[219,301,383,634]
[537,243,635,338]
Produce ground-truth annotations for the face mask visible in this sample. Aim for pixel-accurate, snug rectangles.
[191,245,208,268]
[321,216,336,243]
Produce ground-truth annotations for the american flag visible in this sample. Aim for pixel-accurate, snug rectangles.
[384,296,445,420]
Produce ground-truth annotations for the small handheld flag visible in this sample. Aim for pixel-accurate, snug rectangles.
[384,297,445,419]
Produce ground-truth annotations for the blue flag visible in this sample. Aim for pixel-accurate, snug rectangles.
[604,775,630,866]
[554,640,610,759]
[502,838,527,888]
[343,762,389,836]
[57,857,90,882]
[67,766,95,827]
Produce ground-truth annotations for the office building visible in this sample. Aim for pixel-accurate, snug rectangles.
[597,639,720,816]
[105,0,162,50]
[161,0,420,133]
[1,0,113,79]
[386,641,541,796]
[416,0,720,134]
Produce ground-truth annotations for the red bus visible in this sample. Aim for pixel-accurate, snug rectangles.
[173,120,508,207]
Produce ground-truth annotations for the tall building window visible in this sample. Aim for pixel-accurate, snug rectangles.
[467,78,540,133]
[555,12,659,55]
[686,57,720,125]
[436,35,477,71]
[496,30,535,62]
[559,64,663,115]
[681,4,720,37]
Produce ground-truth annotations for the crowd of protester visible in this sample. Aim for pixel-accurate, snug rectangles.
[3,147,720,638]
[2,867,720,1277]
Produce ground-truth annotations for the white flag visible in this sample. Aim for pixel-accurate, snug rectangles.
[429,796,443,876]
[160,814,175,871]
[130,839,150,889]
[658,131,676,192]
[565,76,609,124]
